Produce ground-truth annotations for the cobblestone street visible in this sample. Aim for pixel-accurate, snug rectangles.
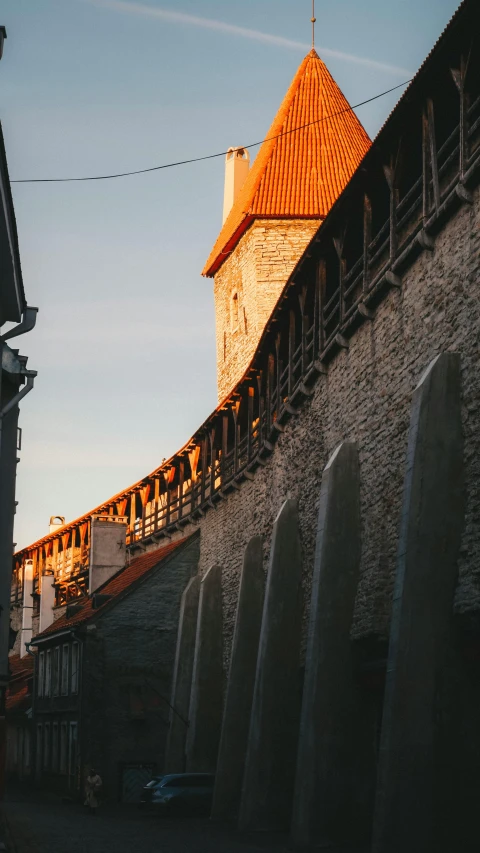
[2,786,370,853]
[2,787,293,853]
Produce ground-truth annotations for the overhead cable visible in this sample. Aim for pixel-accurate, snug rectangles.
[11,79,411,184]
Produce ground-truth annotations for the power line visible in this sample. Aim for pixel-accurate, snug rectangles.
[11,79,411,185]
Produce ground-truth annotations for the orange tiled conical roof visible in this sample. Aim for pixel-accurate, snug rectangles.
[203,49,371,277]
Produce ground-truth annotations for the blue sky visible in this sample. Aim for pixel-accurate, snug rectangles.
[1,0,459,548]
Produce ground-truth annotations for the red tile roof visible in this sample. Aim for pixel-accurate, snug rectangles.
[202,49,371,277]
[8,653,34,680]
[33,537,191,641]
[6,654,34,717]
[6,685,30,715]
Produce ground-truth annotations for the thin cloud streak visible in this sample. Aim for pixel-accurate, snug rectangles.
[85,0,411,78]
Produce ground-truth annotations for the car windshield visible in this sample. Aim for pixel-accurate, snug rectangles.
[145,776,164,788]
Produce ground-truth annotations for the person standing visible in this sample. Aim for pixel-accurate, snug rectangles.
[84,768,102,815]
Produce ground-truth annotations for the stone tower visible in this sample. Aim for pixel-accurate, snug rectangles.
[202,49,371,403]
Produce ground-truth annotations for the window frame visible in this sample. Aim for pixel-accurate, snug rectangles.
[68,722,78,779]
[61,644,69,696]
[44,649,52,697]
[59,722,67,775]
[52,646,60,696]
[71,642,79,694]
[52,722,59,773]
[43,722,50,771]
[37,651,45,698]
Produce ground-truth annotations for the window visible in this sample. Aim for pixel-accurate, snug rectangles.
[38,652,45,698]
[231,291,239,330]
[53,647,60,696]
[52,723,59,773]
[45,650,52,697]
[36,724,42,778]
[43,723,50,771]
[23,729,31,771]
[71,643,79,694]
[68,723,78,779]
[61,645,69,695]
[60,723,67,774]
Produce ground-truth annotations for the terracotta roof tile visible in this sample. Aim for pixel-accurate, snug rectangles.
[8,653,34,680]
[33,537,190,641]
[6,655,33,717]
[202,49,371,277]
[6,685,31,715]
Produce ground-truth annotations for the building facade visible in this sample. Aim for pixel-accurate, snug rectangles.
[31,534,199,802]
[0,30,38,791]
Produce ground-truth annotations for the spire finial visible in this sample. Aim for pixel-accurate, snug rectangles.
[311,0,316,49]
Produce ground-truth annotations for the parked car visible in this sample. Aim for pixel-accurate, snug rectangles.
[140,773,215,815]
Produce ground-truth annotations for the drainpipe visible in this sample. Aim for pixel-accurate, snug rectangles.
[0,371,36,433]
[0,304,38,797]
[2,307,38,343]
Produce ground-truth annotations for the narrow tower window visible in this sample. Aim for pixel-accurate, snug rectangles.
[231,291,239,329]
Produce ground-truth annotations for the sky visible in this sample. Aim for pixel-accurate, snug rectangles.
[1,0,460,549]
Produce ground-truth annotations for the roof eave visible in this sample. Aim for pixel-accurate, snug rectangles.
[0,121,26,325]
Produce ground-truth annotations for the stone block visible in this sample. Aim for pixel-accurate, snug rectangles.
[211,536,265,820]
[372,352,465,853]
[164,574,200,773]
[186,565,223,773]
[291,441,364,848]
[239,499,303,831]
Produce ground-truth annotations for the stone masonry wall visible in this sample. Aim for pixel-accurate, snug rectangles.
[81,534,199,798]
[213,219,319,401]
[165,186,479,670]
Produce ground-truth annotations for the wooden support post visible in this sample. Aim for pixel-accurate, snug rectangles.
[451,55,470,181]
[317,258,326,356]
[222,413,229,484]
[166,483,171,528]
[129,493,136,541]
[266,355,274,431]
[274,334,282,416]
[333,234,346,326]
[363,194,372,295]
[209,428,216,497]
[200,435,208,506]
[256,372,264,447]
[383,157,399,264]
[188,447,201,511]
[154,476,160,532]
[232,403,240,475]
[427,100,440,211]
[288,311,295,397]
[52,538,59,581]
[178,460,185,520]
[247,386,254,461]
[299,286,308,374]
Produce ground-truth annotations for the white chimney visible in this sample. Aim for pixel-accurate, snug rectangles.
[49,515,65,534]
[88,515,128,594]
[39,573,56,635]
[20,559,33,657]
[223,147,250,224]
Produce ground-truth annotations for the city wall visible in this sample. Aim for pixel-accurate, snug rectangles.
[181,184,480,665]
